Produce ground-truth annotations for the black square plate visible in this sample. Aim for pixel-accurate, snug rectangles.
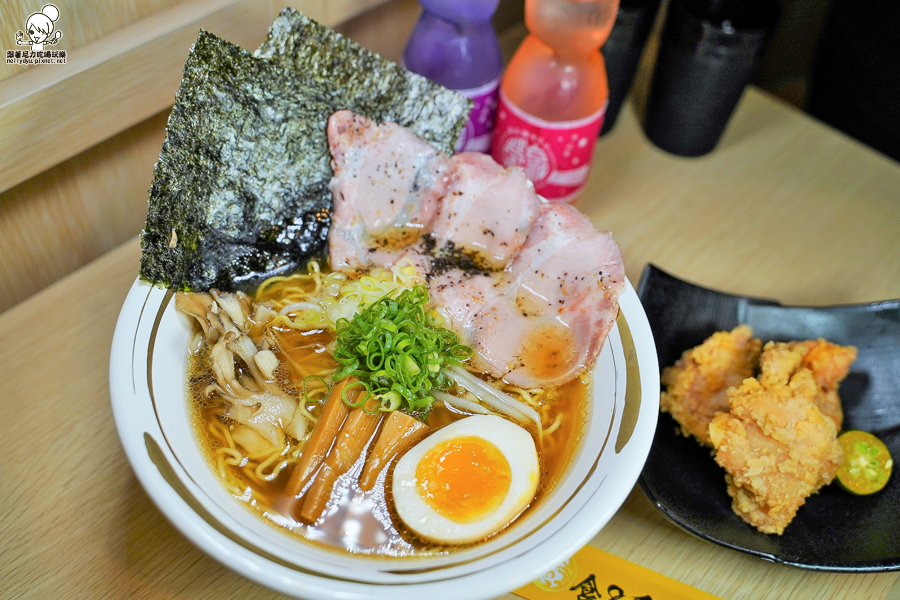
[636,264,900,571]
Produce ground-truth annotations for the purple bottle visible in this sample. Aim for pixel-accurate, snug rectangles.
[403,0,503,153]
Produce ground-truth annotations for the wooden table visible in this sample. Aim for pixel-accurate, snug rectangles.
[2,88,899,600]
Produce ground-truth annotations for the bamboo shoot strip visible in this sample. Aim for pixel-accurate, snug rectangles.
[299,396,383,523]
[283,378,355,501]
[358,411,429,492]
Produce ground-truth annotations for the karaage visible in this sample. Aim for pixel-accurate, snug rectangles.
[709,343,843,534]
[786,339,857,430]
[660,325,761,446]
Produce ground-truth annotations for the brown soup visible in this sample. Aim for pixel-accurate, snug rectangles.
[185,279,588,557]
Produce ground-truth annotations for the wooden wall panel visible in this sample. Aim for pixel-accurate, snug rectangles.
[0,110,168,308]
[0,0,187,81]
[334,0,418,62]
[0,0,407,195]
[1,0,281,195]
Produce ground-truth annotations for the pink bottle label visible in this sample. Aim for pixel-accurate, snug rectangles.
[491,90,606,203]
[456,77,500,153]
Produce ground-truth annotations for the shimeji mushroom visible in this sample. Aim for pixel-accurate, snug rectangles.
[178,290,315,455]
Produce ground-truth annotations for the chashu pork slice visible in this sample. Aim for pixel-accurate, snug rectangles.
[468,203,625,388]
[430,152,541,270]
[428,269,504,342]
[327,110,449,272]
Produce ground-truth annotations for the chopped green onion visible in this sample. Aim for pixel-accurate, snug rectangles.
[332,286,472,417]
[300,375,329,404]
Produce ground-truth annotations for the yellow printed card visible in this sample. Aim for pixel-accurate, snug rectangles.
[514,545,723,600]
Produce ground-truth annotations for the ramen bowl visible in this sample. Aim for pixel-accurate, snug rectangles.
[109,276,659,599]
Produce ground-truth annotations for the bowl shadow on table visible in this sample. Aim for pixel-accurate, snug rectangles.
[635,263,900,571]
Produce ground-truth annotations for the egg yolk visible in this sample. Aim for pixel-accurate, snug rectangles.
[415,435,512,523]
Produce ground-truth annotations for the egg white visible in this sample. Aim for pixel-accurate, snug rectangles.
[392,414,539,545]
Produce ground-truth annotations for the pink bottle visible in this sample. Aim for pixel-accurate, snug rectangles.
[491,0,619,202]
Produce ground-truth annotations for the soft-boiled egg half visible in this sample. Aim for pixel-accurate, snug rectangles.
[392,414,539,545]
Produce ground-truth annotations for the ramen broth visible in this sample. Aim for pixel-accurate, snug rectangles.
[185,279,589,556]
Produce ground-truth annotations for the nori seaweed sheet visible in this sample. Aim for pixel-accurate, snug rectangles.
[255,8,470,155]
[140,12,471,292]
[140,31,333,292]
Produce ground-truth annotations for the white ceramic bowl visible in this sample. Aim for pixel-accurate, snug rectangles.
[109,276,658,599]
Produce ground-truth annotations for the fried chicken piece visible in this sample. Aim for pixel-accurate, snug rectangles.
[709,343,843,534]
[660,325,762,446]
[785,339,857,431]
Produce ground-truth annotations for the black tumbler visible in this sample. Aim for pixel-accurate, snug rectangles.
[600,0,663,135]
[642,0,780,156]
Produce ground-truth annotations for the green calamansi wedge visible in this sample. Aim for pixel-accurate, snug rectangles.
[836,430,893,495]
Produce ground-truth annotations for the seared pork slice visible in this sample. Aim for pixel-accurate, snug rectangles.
[431,153,541,270]
[428,269,504,340]
[327,110,449,271]
[470,204,625,388]
[390,247,433,279]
